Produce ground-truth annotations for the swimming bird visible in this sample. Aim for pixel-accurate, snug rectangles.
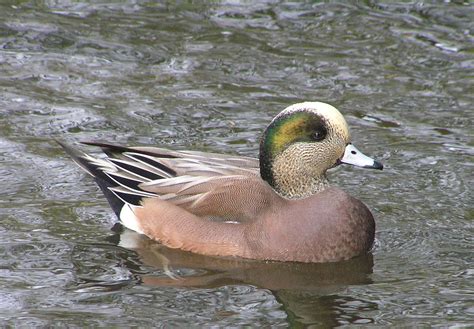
[58,102,383,263]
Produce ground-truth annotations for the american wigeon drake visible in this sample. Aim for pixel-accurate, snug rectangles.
[59,102,383,263]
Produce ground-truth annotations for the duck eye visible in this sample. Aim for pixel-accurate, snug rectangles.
[312,129,326,142]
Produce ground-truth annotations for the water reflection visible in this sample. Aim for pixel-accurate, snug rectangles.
[277,292,378,327]
[104,226,375,326]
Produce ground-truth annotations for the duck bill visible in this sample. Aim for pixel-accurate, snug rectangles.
[340,144,383,170]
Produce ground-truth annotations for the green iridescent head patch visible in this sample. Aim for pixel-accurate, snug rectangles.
[259,110,327,185]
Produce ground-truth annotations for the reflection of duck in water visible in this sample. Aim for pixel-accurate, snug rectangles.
[59,102,383,263]
[108,227,374,290]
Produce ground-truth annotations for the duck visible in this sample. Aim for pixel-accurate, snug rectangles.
[58,102,383,263]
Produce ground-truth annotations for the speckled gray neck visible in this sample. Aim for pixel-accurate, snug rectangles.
[273,174,330,200]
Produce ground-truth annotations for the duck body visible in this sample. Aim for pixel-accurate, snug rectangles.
[247,187,375,263]
[59,102,382,263]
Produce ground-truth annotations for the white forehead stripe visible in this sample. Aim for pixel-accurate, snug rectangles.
[281,102,346,123]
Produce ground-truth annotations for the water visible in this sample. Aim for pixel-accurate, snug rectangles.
[1,1,473,327]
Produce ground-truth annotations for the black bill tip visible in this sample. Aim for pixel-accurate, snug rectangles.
[370,160,384,170]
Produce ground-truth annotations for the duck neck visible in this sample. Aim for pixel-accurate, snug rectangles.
[271,170,330,199]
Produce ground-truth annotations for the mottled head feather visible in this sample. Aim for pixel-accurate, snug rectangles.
[259,102,350,197]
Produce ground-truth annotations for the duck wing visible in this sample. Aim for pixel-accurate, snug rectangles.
[139,174,277,222]
[58,141,272,225]
[81,141,260,175]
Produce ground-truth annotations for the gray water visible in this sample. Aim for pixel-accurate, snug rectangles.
[1,1,473,327]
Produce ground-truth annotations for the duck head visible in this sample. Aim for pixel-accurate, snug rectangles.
[259,102,383,199]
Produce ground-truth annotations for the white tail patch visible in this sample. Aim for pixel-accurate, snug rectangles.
[119,204,144,234]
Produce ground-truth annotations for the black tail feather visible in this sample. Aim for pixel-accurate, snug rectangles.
[81,141,178,159]
[81,141,140,158]
[107,158,164,181]
[93,177,125,218]
[56,139,157,219]
[125,153,177,176]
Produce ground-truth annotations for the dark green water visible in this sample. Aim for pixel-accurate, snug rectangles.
[1,1,473,327]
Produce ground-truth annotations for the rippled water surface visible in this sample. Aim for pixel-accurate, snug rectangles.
[1,1,473,327]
